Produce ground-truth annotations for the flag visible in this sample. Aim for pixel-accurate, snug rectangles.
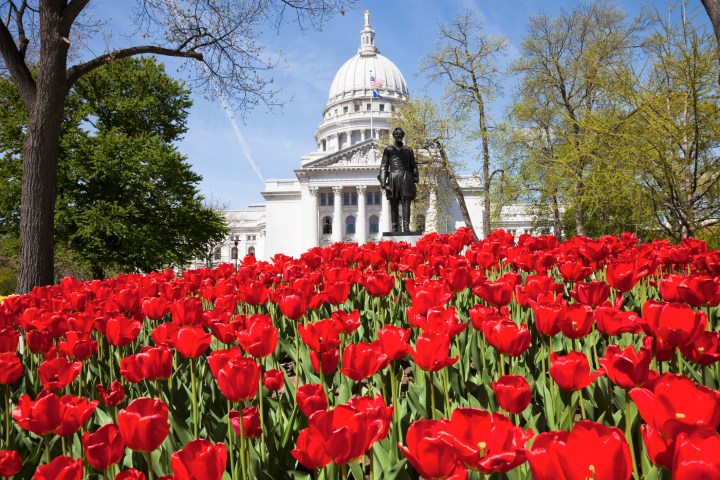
[372,90,382,99]
[370,75,384,89]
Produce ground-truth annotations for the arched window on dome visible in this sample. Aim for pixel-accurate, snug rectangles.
[322,217,332,235]
[346,216,356,235]
[339,133,348,150]
[369,215,379,234]
[351,130,361,145]
[321,139,326,152]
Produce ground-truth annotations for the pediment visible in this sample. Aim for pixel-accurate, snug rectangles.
[303,139,380,169]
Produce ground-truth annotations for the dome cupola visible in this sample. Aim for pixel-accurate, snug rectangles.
[314,11,409,155]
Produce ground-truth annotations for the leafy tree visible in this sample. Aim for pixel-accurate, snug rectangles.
[389,96,479,240]
[616,4,720,241]
[419,11,508,238]
[0,56,229,279]
[0,0,352,292]
[511,1,646,236]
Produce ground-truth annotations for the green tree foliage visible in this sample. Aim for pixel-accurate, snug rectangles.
[0,57,228,279]
[420,11,508,238]
[511,1,646,236]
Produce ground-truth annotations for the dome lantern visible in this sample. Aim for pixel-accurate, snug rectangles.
[358,10,379,57]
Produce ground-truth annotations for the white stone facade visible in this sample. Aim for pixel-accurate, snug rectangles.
[210,11,537,264]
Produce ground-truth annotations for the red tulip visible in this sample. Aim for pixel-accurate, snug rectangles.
[142,297,171,320]
[492,375,532,414]
[291,428,331,470]
[680,330,720,366]
[38,356,83,391]
[55,394,98,437]
[468,304,506,331]
[0,327,20,353]
[599,344,652,389]
[171,297,205,326]
[171,439,227,480]
[595,304,642,335]
[527,421,632,480]
[557,260,593,283]
[409,279,454,315]
[672,431,720,480]
[605,260,643,292]
[58,331,98,361]
[331,309,361,334]
[309,348,340,375]
[399,419,467,480]
[558,303,595,339]
[440,408,533,474]
[173,326,212,359]
[12,390,64,436]
[115,469,146,480]
[229,406,262,438]
[117,397,169,452]
[340,342,388,381]
[483,319,531,357]
[0,353,23,385]
[375,324,411,362]
[411,332,459,372]
[296,384,327,417]
[237,314,278,358]
[207,347,243,379]
[105,315,142,347]
[82,423,125,470]
[215,356,261,402]
[298,319,341,353]
[423,306,467,337]
[275,289,307,320]
[529,295,563,337]
[660,273,719,307]
[32,456,83,480]
[239,280,269,306]
[642,300,707,348]
[630,373,720,439]
[119,354,144,383]
[549,351,605,391]
[135,346,173,381]
[570,280,610,307]
[640,424,675,470]
[0,450,22,477]
[359,271,396,297]
[263,368,285,391]
[473,277,515,308]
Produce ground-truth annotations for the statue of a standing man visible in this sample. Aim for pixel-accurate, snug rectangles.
[379,127,419,232]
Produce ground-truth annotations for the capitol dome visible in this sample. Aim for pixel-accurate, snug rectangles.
[314,11,409,155]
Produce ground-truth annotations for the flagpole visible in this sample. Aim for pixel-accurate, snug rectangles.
[369,70,374,140]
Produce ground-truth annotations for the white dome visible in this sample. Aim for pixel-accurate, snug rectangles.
[328,54,408,103]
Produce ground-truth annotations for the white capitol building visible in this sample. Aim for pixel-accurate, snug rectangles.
[207,12,535,265]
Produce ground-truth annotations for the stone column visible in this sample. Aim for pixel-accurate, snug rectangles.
[332,186,343,243]
[380,191,391,233]
[302,186,319,250]
[356,185,367,245]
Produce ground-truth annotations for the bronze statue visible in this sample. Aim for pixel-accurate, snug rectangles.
[379,127,419,232]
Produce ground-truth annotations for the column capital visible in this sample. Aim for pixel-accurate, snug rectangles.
[308,186,319,196]
[332,186,343,196]
[356,185,367,195]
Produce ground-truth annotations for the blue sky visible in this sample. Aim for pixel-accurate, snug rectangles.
[100,0,689,210]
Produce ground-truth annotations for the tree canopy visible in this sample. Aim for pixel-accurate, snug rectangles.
[0,56,228,279]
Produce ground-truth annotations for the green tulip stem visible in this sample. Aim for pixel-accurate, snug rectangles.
[625,391,639,480]
[61,435,67,457]
[389,364,401,460]
[675,348,683,376]
[318,355,327,401]
[429,370,436,420]
[258,372,266,465]
[577,390,586,421]
[341,464,349,480]
[293,321,303,386]
[44,435,51,464]
[4,385,9,447]
[238,401,248,480]
[442,368,450,417]
[144,451,154,480]
[227,402,236,480]
[190,358,199,438]
[499,354,505,377]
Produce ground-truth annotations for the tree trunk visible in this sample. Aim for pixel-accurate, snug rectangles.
[479,103,492,238]
[16,4,70,293]
[434,141,479,241]
[574,175,585,237]
[701,0,720,83]
[552,194,562,241]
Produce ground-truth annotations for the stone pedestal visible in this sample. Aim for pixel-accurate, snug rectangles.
[380,231,423,245]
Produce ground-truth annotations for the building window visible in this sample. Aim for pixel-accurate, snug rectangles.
[367,190,381,205]
[334,109,338,115]
[366,103,371,111]
[354,104,360,112]
[343,106,348,113]
[322,216,332,234]
[343,191,357,206]
[213,247,221,261]
[247,246,256,257]
[346,216,356,234]
[321,192,336,206]
[379,104,385,112]
[369,215,379,234]
[246,235,256,241]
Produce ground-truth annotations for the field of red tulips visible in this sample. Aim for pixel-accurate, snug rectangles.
[0,227,719,480]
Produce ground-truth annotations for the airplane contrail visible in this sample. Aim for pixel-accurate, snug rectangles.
[218,94,265,185]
